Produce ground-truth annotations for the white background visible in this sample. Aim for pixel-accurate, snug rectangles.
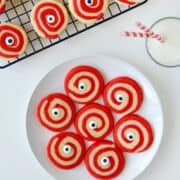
[0,0,180,179]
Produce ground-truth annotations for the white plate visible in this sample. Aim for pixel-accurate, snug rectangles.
[26,56,163,180]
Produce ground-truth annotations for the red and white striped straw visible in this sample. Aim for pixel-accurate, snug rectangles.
[120,32,152,38]
[136,21,165,43]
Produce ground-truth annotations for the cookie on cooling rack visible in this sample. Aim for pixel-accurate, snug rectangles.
[68,0,109,24]
[114,0,144,5]
[47,132,86,169]
[0,22,28,60]
[0,0,6,14]
[31,0,69,39]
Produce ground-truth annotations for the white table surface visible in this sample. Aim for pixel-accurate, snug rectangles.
[0,0,180,179]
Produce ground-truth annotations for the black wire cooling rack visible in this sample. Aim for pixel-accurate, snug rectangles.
[0,0,148,69]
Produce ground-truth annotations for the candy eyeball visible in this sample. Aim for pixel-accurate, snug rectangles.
[116,94,124,103]
[51,108,61,117]
[46,15,55,23]
[78,82,86,91]
[85,0,94,6]
[5,36,14,46]
[126,132,134,141]
[63,145,72,154]
[101,157,109,166]
[88,121,97,130]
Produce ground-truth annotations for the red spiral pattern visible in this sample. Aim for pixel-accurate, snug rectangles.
[69,0,108,23]
[103,77,143,114]
[113,114,154,153]
[0,23,28,60]
[65,65,104,104]
[31,0,68,39]
[85,140,125,179]
[37,93,75,132]
[75,103,114,141]
[47,132,86,169]
[0,0,6,14]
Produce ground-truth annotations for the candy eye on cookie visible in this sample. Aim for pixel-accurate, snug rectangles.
[46,14,55,24]
[116,94,124,103]
[85,0,94,6]
[0,23,28,60]
[51,108,61,117]
[88,121,97,130]
[63,145,72,154]
[78,82,87,91]
[5,36,14,46]
[100,157,110,166]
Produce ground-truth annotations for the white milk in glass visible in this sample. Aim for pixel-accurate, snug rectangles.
[146,17,180,67]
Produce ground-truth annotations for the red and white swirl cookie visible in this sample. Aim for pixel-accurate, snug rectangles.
[103,77,143,114]
[85,140,125,179]
[115,0,144,5]
[64,65,104,104]
[0,23,28,60]
[75,103,114,141]
[47,132,86,169]
[113,114,154,153]
[31,0,69,39]
[68,0,109,24]
[0,0,6,14]
[37,93,75,132]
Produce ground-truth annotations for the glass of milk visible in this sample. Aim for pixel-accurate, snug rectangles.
[146,17,180,67]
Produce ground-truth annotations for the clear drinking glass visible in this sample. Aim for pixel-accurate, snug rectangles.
[146,17,180,67]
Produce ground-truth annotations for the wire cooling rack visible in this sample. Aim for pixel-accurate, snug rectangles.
[0,0,148,69]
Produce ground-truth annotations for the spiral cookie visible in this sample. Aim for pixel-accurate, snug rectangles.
[68,0,109,24]
[0,0,6,14]
[103,77,143,114]
[37,93,75,132]
[75,103,114,141]
[85,140,125,179]
[31,0,69,39]
[47,132,86,169]
[0,23,28,60]
[113,114,154,153]
[64,65,104,104]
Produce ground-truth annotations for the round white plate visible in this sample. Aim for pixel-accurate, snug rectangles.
[26,56,163,180]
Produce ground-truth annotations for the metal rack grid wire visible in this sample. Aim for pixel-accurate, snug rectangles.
[0,0,148,69]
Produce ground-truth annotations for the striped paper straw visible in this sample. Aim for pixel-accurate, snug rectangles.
[120,32,152,38]
[136,21,165,43]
